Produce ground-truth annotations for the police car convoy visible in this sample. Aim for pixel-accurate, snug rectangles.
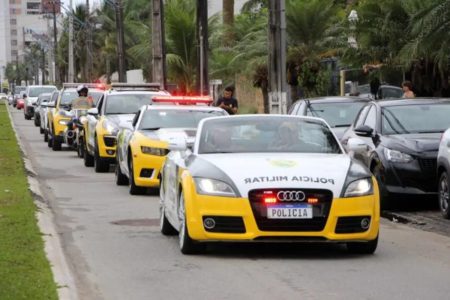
[20,84,450,255]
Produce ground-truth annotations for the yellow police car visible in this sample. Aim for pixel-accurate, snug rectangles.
[115,96,227,195]
[159,115,380,254]
[83,84,170,172]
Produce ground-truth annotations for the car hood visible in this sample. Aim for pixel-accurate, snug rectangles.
[107,114,135,129]
[383,133,441,153]
[28,97,39,104]
[195,153,351,197]
[141,128,197,143]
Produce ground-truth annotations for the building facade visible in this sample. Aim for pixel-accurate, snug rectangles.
[0,0,60,80]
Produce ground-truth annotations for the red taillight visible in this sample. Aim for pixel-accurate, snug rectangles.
[152,96,213,105]
[262,191,277,204]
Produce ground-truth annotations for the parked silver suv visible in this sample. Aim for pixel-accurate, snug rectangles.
[437,129,450,218]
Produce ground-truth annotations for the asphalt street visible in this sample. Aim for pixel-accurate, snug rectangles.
[9,107,450,300]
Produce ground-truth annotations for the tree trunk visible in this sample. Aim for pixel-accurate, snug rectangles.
[223,0,234,46]
[262,83,269,114]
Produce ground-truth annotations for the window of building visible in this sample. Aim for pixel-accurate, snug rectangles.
[11,29,17,36]
[11,40,18,46]
[10,8,21,15]
[10,19,17,25]
[27,2,40,10]
[11,50,18,56]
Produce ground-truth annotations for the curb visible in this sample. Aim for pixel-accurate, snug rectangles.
[6,104,79,300]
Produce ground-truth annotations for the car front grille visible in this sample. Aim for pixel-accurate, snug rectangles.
[248,189,333,232]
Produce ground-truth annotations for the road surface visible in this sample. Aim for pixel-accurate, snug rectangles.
[9,107,450,300]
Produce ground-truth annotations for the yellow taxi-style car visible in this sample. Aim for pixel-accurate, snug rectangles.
[46,83,104,151]
[115,96,227,195]
[159,115,380,254]
[83,84,170,172]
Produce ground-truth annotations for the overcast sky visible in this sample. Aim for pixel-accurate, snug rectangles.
[67,0,247,16]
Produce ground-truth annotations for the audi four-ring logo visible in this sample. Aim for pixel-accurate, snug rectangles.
[277,191,306,201]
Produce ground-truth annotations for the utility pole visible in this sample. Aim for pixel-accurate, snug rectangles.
[42,46,46,84]
[68,0,75,82]
[115,0,126,82]
[86,0,93,82]
[51,0,59,84]
[197,0,209,95]
[268,0,287,114]
[152,0,166,89]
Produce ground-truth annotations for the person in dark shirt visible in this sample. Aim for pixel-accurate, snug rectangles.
[216,86,238,115]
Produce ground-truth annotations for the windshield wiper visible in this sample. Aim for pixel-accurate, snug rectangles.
[107,112,132,115]
[332,124,351,128]
[414,130,443,134]
[140,127,161,131]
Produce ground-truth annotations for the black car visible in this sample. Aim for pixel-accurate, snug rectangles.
[341,99,450,208]
[288,96,371,139]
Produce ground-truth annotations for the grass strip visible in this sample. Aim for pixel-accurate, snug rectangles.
[0,102,58,300]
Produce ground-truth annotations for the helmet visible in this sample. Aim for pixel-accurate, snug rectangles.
[76,84,89,95]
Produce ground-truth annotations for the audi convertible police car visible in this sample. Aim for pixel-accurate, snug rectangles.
[115,96,227,195]
[159,115,380,254]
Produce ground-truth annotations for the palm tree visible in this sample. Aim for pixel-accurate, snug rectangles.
[164,0,197,93]
[223,0,235,45]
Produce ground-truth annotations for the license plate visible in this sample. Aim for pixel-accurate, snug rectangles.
[267,204,313,219]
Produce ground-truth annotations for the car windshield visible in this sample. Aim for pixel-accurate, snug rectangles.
[381,87,403,99]
[198,117,342,154]
[306,101,366,127]
[105,94,157,114]
[29,87,56,97]
[60,90,103,106]
[139,109,225,130]
[14,86,26,94]
[382,104,450,134]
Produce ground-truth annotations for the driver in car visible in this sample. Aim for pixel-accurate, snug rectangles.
[71,85,94,110]
[203,127,233,153]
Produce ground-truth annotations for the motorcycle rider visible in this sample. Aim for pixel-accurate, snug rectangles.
[71,84,94,109]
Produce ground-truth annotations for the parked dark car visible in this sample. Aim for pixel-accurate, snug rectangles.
[288,96,371,139]
[341,99,450,208]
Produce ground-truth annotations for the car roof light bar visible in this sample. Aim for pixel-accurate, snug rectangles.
[152,96,213,105]
[63,83,106,90]
[110,83,162,91]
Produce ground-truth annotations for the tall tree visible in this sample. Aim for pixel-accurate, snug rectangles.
[223,0,235,45]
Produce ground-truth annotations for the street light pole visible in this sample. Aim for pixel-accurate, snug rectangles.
[115,0,126,82]
[52,0,59,84]
[268,0,287,114]
[68,0,74,82]
[197,0,209,95]
[152,0,166,89]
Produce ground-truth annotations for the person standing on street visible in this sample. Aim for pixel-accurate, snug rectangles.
[402,81,416,99]
[216,86,238,115]
[72,85,94,109]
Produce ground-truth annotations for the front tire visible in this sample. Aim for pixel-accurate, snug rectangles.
[94,142,109,173]
[128,156,146,195]
[34,115,40,127]
[84,145,95,167]
[77,136,84,158]
[44,129,49,142]
[115,162,129,186]
[438,172,450,219]
[372,163,391,210]
[178,193,204,254]
[52,137,62,151]
[347,235,378,254]
[160,204,177,235]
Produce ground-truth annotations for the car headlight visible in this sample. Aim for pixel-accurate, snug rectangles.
[58,119,70,125]
[103,121,119,136]
[141,146,169,156]
[384,148,413,163]
[194,178,237,197]
[344,178,373,197]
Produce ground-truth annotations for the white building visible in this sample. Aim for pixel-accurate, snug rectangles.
[0,0,60,80]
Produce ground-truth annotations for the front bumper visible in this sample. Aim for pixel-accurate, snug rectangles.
[185,188,380,242]
[132,153,166,187]
[383,154,437,196]
[98,135,117,159]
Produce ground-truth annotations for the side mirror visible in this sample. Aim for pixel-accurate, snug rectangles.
[168,136,187,151]
[87,108,99,116]
[354,125,374,137]
[347,137,368,154]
